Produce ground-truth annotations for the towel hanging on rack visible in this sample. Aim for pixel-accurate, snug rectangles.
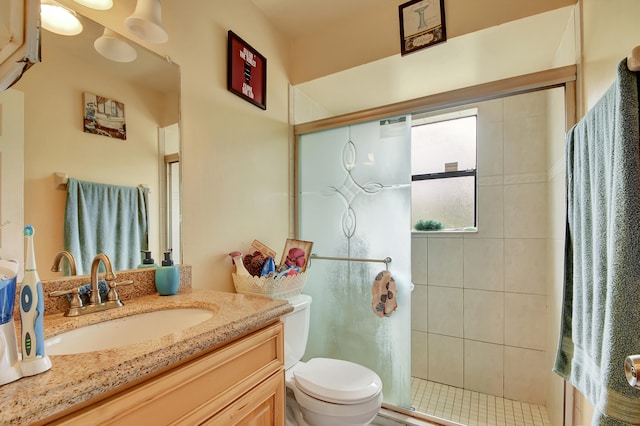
[64,178,149,274]
[553,59,640,425]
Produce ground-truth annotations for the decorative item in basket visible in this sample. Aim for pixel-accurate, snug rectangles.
[280,238,312,273]
[228,238,313,299]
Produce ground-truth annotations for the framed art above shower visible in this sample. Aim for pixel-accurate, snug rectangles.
[399,0,447,56]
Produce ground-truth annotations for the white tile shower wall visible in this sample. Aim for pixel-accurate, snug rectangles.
[505,238,547,295]
[428,333,464,387]
[428,286,463,337]
[412,283,428,333]
[411,90,550,407]
[464,340,504,396]
[463,239,504,291]
[463,289,504,344]
[427,238,463,287]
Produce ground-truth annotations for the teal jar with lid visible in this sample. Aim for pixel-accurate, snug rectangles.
[155,250,180,295]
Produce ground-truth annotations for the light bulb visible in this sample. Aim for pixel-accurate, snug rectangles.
[40,3,83,36]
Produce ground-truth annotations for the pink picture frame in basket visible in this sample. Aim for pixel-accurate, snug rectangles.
[280,239,313,273]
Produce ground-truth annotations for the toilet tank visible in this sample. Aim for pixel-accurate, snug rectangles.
[282,294,311,370]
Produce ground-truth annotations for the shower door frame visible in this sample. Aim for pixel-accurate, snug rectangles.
[293,64,577,425]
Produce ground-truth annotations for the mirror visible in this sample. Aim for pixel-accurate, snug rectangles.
[11,8,180,279]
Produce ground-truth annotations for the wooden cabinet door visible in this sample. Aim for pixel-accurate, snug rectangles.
[201,370,285,426]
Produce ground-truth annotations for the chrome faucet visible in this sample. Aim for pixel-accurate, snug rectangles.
[49,253,133,317]
[50,250,78,276]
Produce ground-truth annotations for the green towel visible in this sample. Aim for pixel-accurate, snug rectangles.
[554,59,640,424]
[64,178,149,275]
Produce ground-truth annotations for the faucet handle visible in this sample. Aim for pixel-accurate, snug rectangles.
[49,287,84,316]
[106,279,134,304]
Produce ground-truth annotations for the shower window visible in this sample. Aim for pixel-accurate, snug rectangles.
[411,109,477,231]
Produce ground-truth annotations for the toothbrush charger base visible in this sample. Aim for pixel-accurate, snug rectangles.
[20,356,52,377]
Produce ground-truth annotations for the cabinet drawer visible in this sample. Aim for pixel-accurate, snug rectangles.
[52,321,284,425]
[199,370,284,426]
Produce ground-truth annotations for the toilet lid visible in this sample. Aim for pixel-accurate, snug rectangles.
[293,358,383,404]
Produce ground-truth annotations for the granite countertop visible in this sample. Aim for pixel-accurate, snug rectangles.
[0,287,292,425]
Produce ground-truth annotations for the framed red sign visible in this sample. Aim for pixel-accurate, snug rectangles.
[227,30,267,110]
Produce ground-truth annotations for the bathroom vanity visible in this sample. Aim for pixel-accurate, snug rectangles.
[0,267,291,425]
[49,322,285,425]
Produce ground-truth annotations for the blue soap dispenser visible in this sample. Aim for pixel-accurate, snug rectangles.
[138,250,158,269]
[155,249,179,296]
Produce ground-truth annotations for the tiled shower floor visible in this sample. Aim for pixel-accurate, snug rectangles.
[407,377,553,426]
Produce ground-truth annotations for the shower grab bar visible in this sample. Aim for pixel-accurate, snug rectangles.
[309,254,392,269]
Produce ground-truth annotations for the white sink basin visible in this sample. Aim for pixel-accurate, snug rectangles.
[45,308,214,355]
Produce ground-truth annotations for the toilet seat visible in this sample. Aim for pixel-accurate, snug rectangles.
[292,358,382,404]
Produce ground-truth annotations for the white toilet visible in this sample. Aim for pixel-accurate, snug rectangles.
[282,294,383,426]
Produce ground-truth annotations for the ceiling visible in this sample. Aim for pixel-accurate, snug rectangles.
[251,0,392,38]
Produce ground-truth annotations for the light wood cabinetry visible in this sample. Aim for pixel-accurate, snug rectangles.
[47,322,285,426]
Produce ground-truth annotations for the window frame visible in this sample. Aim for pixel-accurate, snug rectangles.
[410,110,478,231]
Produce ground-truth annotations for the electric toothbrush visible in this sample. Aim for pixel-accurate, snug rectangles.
[19,225,51,376]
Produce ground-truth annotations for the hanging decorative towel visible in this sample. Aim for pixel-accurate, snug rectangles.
[371,270,397,317]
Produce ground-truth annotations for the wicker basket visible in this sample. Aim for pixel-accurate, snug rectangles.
[232,271,307,300]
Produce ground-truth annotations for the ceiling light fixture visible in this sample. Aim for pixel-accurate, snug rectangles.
[73,0,113,10]
[94,28,138,63]
[40,1,83,36]
[125,0,168,44]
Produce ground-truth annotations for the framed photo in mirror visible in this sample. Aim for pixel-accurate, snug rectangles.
[399,0,447,56]
[227,30,267,110]
[83,92,127,140]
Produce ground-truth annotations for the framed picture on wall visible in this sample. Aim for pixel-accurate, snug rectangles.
[399,0,447,56]
[227,30,267,110]
[83,92,126,140]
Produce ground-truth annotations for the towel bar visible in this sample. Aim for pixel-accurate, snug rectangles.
[53,172,150,192]
[309,254,392,269]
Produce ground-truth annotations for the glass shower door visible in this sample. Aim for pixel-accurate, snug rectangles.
[297,116,412,408]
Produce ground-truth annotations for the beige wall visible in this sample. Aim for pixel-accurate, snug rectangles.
[581,0,640,111]
[0,90,25,280]
[168,3,291,293]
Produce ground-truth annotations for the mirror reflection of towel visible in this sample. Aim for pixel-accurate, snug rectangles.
[64,178,149,275]
[371,270,397,317]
